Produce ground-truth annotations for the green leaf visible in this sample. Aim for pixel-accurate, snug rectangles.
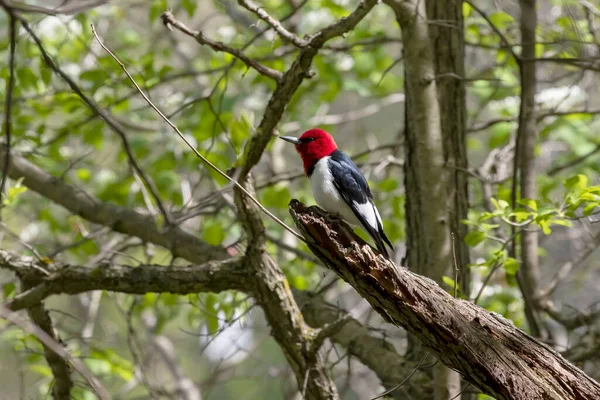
[539,219,552,235]
[3,179,27,205]
[564,174,588,191]
[489,12,515,29]
[76,168,92,182]
[79,69,109,84]
[202,220,225,246]
[262,185,292,209]
[377,178,398,192]
[518,198,537,211]
[3,282,16,298]
[583,203,597,216]
[490,197,509,211]
[16,67,38,91]
[442,276,460,292]
[149,0,167,22]
[29,364,52,377]
[464,231,486,247]
[205,294,219,335]
[551,219,572,228]
[462,2,472,18]
[480,223,500,231]
[504,257,519,275]
[182,0,197,16]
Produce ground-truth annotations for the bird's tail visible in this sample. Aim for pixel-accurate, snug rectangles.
[362,221,394,259]
[371,228,394,259]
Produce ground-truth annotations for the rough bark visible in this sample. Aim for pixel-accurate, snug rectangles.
[383,0,448,280]
[289,200,600,400]
[383,1,458,398]
[234,177,339,400]
[25,300,73,399]
[0,251,249,311]
[426,0,470,297]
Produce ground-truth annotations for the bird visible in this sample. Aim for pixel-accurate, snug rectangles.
[279,128,394,258]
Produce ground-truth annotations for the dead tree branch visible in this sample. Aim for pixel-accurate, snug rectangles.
[289,200,600,400]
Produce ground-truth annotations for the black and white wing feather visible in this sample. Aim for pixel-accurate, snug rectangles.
[328,150,394,258]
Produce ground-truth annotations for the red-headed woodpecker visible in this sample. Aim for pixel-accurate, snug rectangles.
[280,128,394,258]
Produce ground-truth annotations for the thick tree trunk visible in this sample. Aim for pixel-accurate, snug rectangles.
[426,1,471,398]
[384,0,461,398]
[426,0,470,297]
[289,200,600,400]
[515,0,544,338]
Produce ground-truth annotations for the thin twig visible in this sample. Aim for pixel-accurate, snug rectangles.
[0,12,16,219]
[1,0,106,15]
[450,383,471,400]
[451,232,458,298]
[370,352,429,400]
[13,14,174,226]
[237,0,308,47]
[161,11,283,82]
[91,25,304,241]
[465,0,520,64]
[0,304,111,399]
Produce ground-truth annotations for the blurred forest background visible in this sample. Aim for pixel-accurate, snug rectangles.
[0,0,599,399]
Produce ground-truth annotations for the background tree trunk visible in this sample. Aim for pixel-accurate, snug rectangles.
[426,1,471,397]
[385,0,463,398]
[515,0,545,338]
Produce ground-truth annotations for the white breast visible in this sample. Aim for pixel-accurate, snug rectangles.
[309,157,361,226]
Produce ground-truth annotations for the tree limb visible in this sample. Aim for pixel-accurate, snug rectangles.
[0,148,227,263]
[238,0,379,177]
[161,11,283,82]
[237,0,308,47]
[298,292,431,397]
[0,250,249,311]
[289,200,600,400]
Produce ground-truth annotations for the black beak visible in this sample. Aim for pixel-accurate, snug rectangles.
[279,136,301,145]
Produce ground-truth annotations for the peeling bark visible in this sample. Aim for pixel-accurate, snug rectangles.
[289,200,600,400]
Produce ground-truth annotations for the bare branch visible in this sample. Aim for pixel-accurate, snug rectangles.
[90,24,304,242]
[239,0,379,178]
[25,299,75,400]
[280,93,405,134]
[0,250,248,311]
[0,149,227,263]
[237,0,308,47]
[298,292,430,396]
[1,0,106,15]
[160,11,283,82]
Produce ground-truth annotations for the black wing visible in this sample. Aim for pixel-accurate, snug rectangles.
[328,150,394,257]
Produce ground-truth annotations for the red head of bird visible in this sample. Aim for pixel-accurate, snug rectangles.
[279,129,338,175]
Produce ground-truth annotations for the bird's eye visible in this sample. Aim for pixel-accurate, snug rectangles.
[306,137,316,142]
